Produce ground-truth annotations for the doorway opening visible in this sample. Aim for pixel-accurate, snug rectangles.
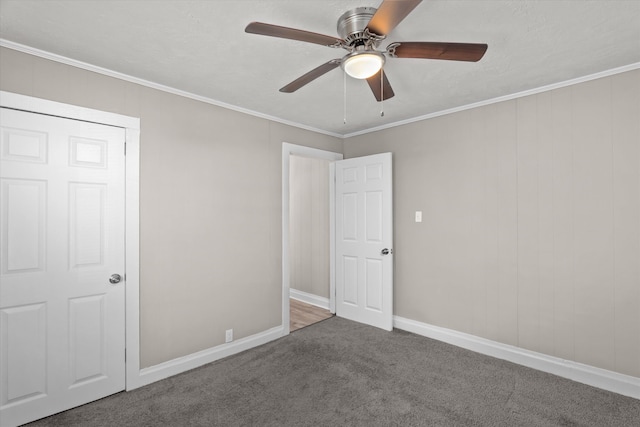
[288,154,333,331]
[282,143,343,335]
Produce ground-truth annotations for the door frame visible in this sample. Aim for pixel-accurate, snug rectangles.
[281,143,342,335]
[0,91,142,391]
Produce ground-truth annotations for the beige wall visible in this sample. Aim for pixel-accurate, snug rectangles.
[0,47,342,368]
[344,69,640,378]
[3,45,639,379]
[289,155,330,299]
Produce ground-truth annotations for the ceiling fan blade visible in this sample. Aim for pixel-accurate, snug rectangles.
[366,70,395,102]
[245,22,343,47]
[366,0,422,36]
[280,60,342,93]
[388,41,488,62]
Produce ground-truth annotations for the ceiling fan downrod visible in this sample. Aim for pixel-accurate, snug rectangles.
[337,7,385,51]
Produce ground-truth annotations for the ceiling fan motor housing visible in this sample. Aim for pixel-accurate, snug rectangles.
[337,7,378,48]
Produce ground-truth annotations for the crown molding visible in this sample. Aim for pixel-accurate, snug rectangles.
[2,39,639,140]
[0,39,344,139]
[343,62,640,138]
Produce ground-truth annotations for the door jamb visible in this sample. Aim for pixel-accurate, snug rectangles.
[0,91,142,391]
[281,143,342,335]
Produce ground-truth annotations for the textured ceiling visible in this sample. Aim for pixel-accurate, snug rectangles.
[1,0,639,136]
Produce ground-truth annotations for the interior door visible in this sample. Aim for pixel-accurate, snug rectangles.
[0,108,126,426]
[335,153,393,331]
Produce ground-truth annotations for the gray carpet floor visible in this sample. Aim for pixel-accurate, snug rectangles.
[27,317,640,426]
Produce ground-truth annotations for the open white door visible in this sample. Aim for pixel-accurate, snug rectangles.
[0,108,126,426]
[335,153,393,331]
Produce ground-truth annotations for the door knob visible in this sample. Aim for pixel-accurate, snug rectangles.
[109,274,122,284]
[381,248,392,255]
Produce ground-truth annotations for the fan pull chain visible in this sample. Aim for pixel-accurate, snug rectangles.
[380,68,385,117]
[343,71,347,125]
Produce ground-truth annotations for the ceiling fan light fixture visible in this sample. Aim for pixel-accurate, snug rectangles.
[342,51,385,79]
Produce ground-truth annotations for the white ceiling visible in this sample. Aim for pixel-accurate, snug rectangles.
[1,0,639,136]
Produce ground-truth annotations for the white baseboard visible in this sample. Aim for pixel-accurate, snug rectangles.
[290,289,330,310]
[393,316,640,400]
[130,315,639,400]
[132,325,284,389]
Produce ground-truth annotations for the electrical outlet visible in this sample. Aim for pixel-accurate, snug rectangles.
[225,329,233,343]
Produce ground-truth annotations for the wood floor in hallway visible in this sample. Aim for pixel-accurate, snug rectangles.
[290,298,334,332]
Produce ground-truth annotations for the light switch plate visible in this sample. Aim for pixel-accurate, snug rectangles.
[415,211,422,222]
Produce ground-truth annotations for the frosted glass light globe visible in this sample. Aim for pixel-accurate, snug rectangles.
[342,52,385,79]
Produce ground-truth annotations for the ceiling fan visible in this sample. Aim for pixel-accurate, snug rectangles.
[245,0,488,102]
